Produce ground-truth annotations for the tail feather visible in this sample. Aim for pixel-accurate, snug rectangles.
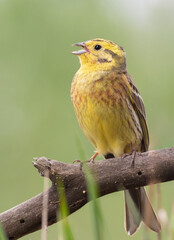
[124,187,161,235]
[139,187,161,232]
[124,189,141,235]
[104,153,161,234]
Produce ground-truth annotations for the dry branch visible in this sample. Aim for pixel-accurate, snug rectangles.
[0,147,174,239]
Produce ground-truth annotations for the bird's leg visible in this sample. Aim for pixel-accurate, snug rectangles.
[88,152,98,163]
[130,150,136,167]
[73,152,98,169]
[122,147,137,167]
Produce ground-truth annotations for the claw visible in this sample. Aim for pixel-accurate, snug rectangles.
[122,150,137,167]
[88,152,98,163]
[73,159,83,170]
[131,150,136,167]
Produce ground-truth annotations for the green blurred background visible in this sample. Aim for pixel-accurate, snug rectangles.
[0,0,174,239]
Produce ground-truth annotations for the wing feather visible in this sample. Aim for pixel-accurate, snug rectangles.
[122,72,149,152]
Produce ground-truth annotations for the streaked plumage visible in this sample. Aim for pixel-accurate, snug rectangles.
[71,38,161,235]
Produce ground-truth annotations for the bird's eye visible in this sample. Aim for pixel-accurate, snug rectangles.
[94,44,102,50]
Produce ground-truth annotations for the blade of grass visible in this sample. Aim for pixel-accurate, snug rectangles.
[83,163,111,240]
[74,133,87,160]
[0,223,7,240]
[168,202,174,240]
[75,134,103,237]
[41,169,49,240]
[75,133,111,240]
[57,180,75,240]
[85,165,102,240]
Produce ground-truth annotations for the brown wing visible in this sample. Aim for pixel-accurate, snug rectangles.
[125,73,149,152]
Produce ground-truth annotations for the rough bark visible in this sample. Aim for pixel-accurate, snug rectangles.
[0,147,174,239]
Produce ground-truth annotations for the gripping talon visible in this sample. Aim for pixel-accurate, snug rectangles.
[73,159,83,170]
[131,150,136,167]
[88,152,98,163]
[122,150,137,167]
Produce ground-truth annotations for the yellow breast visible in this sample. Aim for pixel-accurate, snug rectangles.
[71,70,142,157]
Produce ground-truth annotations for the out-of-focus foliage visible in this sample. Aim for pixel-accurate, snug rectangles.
[0,223,7,240]
[0,0,174,239]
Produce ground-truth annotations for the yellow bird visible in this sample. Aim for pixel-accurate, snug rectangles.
[71,38,161,235]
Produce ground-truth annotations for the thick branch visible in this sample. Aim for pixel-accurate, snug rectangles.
[1,147,174,239]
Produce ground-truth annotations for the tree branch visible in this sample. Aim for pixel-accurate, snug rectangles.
[1,147,174,239]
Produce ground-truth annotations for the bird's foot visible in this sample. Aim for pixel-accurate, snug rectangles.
[130,150,136,167]
[88,152,98,163]
[73,159,83,170]
[122,150,137,167]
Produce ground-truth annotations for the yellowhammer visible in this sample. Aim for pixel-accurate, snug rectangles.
[71,38,161,235]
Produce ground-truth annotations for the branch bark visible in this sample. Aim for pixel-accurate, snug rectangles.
[0,147,174,239]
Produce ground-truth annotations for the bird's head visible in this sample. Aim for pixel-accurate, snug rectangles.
[72,38,126,71]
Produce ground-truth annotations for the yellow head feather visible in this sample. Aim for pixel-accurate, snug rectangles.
[72,38,126,72]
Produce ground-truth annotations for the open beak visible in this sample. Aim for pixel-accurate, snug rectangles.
[72,42,89,55]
